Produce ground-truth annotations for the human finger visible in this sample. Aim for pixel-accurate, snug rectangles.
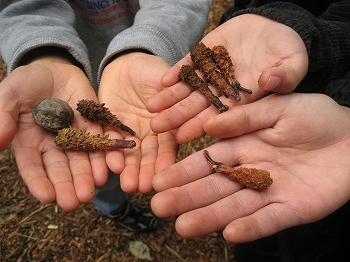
[222,203,301,243]
[136,131,178,193]
[89,150,109,187]
[0,105,18,150]
[14,144,57,204]
[161,53,195,87]
[153,139,243,192]
[150,88,211,134]
[14,133,81,211]
[151,172,242,218]
[152,148,213,192]
[0,76,29,149]
[203,94,289,138]
[118,136,142,193]
[146,80,193,114]
[42,148,81,211]
[173,188,272,239]
[65,150,96,204]
[137,134,158,193]
[259,58,308,93]
[155,131,178,173]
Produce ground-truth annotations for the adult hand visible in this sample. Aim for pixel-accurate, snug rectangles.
[98,52,178,194]
[151,93,350,243]
[0,55,108,211]
[147,14,308,143]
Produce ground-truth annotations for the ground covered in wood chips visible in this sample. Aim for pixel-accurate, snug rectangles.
[0,1,237,261]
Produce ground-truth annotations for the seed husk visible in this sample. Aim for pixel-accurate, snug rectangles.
[31,98,74,132]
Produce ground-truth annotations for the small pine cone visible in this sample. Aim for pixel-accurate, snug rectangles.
[54,127,136,151]
[179,65,228,112]
[204,150,272,190]
[190,42,213,66]
[227,167,273,190]
[211,45,252,96]
[76,99,136,136]
[211,45,236,79]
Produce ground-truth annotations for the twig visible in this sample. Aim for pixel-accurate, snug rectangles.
[165,244,185,261]
[18,204,50,225]
[12,233,40,241]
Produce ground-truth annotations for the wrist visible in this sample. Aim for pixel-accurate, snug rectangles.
[109,49,153,63]
[104,50,154,73]
[19,46,84,71]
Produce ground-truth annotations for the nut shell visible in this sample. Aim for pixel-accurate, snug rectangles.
[31,98,74,131]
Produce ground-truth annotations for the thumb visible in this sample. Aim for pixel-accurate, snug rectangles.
[259,64,307,93]
[0,76,25,150]
[0,106,18,150]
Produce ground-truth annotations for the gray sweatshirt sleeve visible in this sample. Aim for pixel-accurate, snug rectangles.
[98,0,211,79]
[0,0,211,87]
[0,0,92,81]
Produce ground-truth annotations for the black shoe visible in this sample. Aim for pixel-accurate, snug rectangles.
[107,201,157,233]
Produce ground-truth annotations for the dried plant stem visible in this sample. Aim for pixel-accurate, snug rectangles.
[165,245,185,261]
[18,205,50,225]
[204,150,273,190]
[180,65,228,113]
[55,127,136,151]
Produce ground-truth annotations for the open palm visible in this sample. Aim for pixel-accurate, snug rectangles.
[148,14,308,143]
[0,57,108,211]
[151,93,350,243]
[98,52,178,194]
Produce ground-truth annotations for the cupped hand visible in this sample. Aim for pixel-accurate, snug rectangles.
[148,14,308,143]
[0,56,108,211]
[151,93,350,243]
[98,52,178,194]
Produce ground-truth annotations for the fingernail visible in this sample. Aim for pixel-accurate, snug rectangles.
[262,76,281,91]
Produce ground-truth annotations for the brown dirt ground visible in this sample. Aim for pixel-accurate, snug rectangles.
[0,1,237,261]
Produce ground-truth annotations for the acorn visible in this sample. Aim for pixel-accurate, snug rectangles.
[31,98,74,132]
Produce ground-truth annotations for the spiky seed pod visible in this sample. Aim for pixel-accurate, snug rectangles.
[180,65,228,113]
[76,99,136,136]
[190,42,213,67]
[31,98,74,132]
[54,127,136,151]
[211,45,252,96]
[190,42,241,100]
[204,150,273,190]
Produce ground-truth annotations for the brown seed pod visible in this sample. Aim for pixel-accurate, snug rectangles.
[204,150,273,190]
[190,42,241,100]
[54,127,136,151]
[180,65,228,113]
[31,98,74,132]
[76,99,136,136]
[190,43,240,100]
[211,45,252,96]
